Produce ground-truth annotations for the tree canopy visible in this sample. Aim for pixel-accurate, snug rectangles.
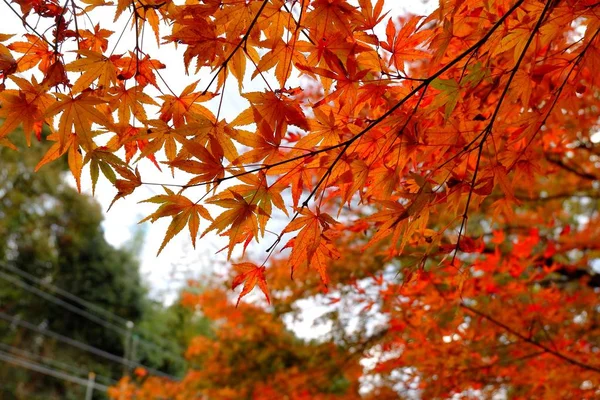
[1,0,600,397]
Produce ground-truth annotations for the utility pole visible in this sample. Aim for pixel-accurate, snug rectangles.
[130,335,139,371]
[85,372,95,400]
[123,320,134,376]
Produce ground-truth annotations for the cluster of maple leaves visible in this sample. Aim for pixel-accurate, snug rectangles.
[2,0,600,397]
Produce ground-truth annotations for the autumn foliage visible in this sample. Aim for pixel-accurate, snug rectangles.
[2,0,600,397]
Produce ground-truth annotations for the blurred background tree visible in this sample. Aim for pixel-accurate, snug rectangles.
[0,128,210,399]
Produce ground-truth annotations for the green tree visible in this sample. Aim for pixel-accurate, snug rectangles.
[135,296,213,377]
[0,128,147,399]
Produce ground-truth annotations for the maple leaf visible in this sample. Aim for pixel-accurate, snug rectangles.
[138,2,164,44]
[83,146,125,195]
[140,188,212,254]
[207,172,287,236]
[163,14,223,74]
[282,208,338,283]
[164,137,225,185]
[113,0,130,21]
[252,36,307,87]
[11,0,63,17]
[366,177,435,251]
[108,165,142,210]
[195,119,242,164]
[0,76,55,144]
[107,83,157,124]
[8,34,56,72]
[35,131,83,191]
[381,16,430,73]
[0,90,38,143]
[65,50,120,94]
[229,118,284,166]
[356,0,387,31]
[305,0,360,41]
[105,124,160,169]
[431,78,461,120]
[133,119,208,167]
[296,51,370,106]
[115,52,166,88]
[79,24,113,53]
[492,164,519,204]
[158,81,216,128]
[8,34,55,73]
[45,90,114,152]
[40,59,69,89]
[203,190,266,258]
[0,38,18,82]
[232,90,309,144]
[491,25,532,61]
[231,262,270,306]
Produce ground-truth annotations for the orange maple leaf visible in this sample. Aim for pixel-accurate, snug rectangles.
[140,187,213,254]
[232,90,309,145]
[79,24,113,53]
[115,52,166,88]
[108,165,142,210]
[0,76,54,144]
[158,81,216,128]
[44,91,113,152]
[8,34,55,73]
[203,190,266,258]
[65,50,120,94]
[231,262,270,306]
[282,208,338,283]
[382,16,430,73]
[35,132,83,192]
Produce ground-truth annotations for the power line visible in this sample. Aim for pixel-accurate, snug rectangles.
[0,264,185,362]
[0,349,109,392]
[0,342,117,386]
[0,261,182,351]
[0,261,129,323]
[0,262,181,355]
[0,311,178,380]
[0,269,129,334]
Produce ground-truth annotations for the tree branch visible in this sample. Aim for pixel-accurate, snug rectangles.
[546,155,598,181]
[460,303,600,373]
